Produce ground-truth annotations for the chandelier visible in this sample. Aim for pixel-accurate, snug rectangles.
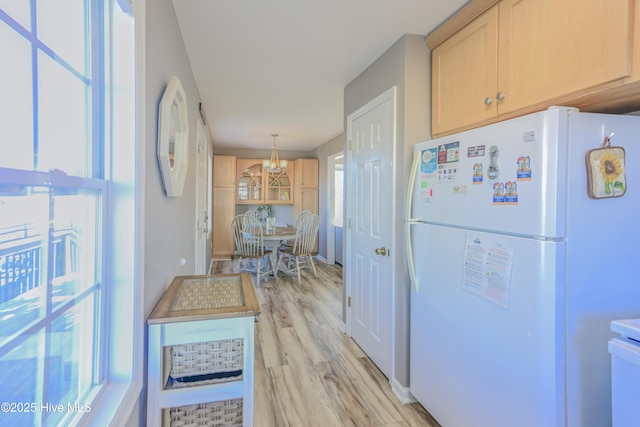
[263,133,288,173]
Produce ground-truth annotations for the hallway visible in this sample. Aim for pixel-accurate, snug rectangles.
[209,260,438,426]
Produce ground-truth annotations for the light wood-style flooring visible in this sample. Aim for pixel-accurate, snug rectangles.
[210,259,440,427]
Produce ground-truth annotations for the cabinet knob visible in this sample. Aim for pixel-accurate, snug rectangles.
[496,91,505,101]
[484,97,493,105]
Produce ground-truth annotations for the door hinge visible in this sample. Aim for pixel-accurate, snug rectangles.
[348,140,353,151]
[348,296,351,307]
[348,218,351,229]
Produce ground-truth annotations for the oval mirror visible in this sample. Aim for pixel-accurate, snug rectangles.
[157,76,188,197]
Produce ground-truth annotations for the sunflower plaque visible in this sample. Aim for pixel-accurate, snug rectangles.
[586,134,626,199]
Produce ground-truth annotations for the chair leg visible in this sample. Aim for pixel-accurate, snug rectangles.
[295,256,301,285]
[270,252,278,279]
[257,258,262,285]
[308,255,317,278]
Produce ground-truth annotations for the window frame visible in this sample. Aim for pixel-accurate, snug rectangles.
[0,0,142,424]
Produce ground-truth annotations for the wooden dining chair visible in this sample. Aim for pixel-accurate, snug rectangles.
[278,214,320,284]
[245,209,261,222]
[280,210,312,250]
[230,214,275,284]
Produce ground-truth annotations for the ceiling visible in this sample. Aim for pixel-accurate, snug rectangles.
[172,0,469,151]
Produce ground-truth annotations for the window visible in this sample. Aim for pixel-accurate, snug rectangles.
[0,1,137,426]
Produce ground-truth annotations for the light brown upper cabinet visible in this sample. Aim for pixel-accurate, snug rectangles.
[236,159,294,205]
[431,0,634,136]
[236,159,264,204]
[432,5,499,135]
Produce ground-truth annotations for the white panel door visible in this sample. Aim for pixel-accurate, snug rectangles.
[195,118,211,274]
[347,89,394,378]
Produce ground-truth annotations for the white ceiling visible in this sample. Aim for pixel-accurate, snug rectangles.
[172,0,469,151]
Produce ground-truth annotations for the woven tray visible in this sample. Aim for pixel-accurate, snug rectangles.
[170,276,244,312]
[165,398,243,427]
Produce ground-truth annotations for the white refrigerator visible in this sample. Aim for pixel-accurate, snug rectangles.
[405,107,640,427]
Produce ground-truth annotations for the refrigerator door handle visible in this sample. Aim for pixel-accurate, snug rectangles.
[405,152,421,292]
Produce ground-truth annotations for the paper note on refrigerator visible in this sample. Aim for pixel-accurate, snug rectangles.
[463,234,514,308]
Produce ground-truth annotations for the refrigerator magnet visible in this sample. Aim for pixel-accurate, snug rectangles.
[586,134,626,199]
[472,163,484,184]
[516,156,532,181]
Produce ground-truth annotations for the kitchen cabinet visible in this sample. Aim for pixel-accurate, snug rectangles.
[431,5,499,135]
[236,159,293,205]
[293,159,319,252]
[264,169,293,204]
[430,0,634,136]
[212,156,236,259]
[236,159,264,204]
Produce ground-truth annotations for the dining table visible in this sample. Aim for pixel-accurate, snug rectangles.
[247,226,297,276]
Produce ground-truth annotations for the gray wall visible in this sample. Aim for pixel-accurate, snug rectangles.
[344,34,431,389]
[144,0,202,321]
[130,0,205,424]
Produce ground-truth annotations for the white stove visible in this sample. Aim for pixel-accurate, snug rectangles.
[609,319,640,427]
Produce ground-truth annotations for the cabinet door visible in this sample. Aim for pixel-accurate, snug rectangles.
[295,159,319,188]
[264,168,293,204]
[498,0,632,114]
[295,188,319,252]
[432,5,499,135]
[236,159,264,204]
[212,187,235,258]
[213,156,236,188]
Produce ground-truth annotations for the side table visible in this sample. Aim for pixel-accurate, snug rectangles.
[146,273,260,426]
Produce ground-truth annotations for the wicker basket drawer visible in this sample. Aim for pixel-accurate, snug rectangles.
[164,398,243,427]
[164,338,244,389]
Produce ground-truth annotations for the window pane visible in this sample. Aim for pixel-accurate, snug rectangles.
[37,51,89,176]
[44,294,97,427]
[0,0,31,30]
[36,0,87,74]
[0,189,49,345]
[0,21,34,170]
[0,185,102,343]
[0,330,44,427]
[51,188,100,310]
[0,294,98,427]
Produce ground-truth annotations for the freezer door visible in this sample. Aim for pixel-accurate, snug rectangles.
[412,107,569,238]
[410,224,565,427]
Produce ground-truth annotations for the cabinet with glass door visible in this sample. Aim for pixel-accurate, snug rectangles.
[236,160,264,204]
[265,168,293,204]
[236,159,294,205]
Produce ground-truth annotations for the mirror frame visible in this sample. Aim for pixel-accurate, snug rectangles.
[157,76,189,197]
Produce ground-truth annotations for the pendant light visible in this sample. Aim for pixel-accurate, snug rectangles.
[263,133,287,173]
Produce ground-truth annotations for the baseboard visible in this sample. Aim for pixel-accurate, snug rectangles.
[391,378,416,404]
[315,255,327,263]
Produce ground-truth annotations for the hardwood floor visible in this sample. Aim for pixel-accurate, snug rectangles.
[210,259,440,427]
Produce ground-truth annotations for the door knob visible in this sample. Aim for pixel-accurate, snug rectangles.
[484,97,493,105]
[496,91,505,101]
[375,247,387,256]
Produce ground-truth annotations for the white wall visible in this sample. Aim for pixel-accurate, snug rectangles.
[344,34,431,389]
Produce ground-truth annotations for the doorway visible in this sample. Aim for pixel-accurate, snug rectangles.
[326,152,344,266]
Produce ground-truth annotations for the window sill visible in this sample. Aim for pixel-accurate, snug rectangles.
[76,381,142,427]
